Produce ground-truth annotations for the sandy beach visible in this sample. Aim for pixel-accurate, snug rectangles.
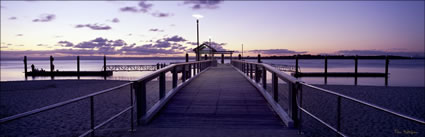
[1,80,424,137]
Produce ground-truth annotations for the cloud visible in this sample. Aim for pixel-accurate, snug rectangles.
[32,14,55,22]
[120,1,152,13]
[183,0,223,10]
[16,34,23,37]
[163,35,186,42]
[109,18,120,23]
[249,49,308,55]
[149,28,164,32]
[336,50,425,57]
[120,6,139,12]
[186,42,198,46]
[36,44,48,47]
[205,41,227,51]
[57,41,74,47]
[9,17,17,20]
[75,24,111,30]
[119,44,183,55]
[151,12,172,18]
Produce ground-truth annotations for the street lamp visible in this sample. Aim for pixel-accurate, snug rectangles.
[192,14,203,61]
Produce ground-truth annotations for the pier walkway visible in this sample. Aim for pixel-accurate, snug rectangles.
[127,64,303,137]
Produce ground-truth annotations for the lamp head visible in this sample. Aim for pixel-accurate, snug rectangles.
[192,14,203,19]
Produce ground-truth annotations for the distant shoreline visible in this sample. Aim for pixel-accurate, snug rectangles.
[1,55,424,60]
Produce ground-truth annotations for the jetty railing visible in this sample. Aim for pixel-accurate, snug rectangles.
[0,82,134,137]
[1,60,214,137]
[231,59,424,137]
[131,60,214,124]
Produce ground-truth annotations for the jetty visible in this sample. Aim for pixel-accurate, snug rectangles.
[3,54,424,137]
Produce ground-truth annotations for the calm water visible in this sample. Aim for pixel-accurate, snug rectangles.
[1,59,424,87]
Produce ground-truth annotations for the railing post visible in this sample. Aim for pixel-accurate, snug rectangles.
[172,67,178,88]
[90,96,95,137]
[272,72,278,102]
[337,96,341,134]
[355,55,358,85]
[297,83,302,134]
[238,54,241,60]
[159,72,165,99]
[250,64,253,79]
[324,55,327,84]
[385,56,389,86]
[289,82,298,125]
[133,81,146,125]
[255,64,260,83]
[188,64,192,78]
[186,53,189,62]
[130,83,135,132]
[262,66,267,89]
[182,65,187,82]
[157,63,160,70]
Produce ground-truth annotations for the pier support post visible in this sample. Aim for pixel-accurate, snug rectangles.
[238,54,241,60]
[324,55,327,84]
[221,53,224,64]
[204,54,207,60]
[385,56,389,86]
[24,56,28,78]
[182,65,187,82]
[295,55,299,78]
[186,53,189,62]
[77,56,80,79]
[50,56,54,79]
[103,55,106,72]
[258,54,261,63]
[103,55,106,80]
[250,64,253,79]
[355,55,358,85]
[289,83,299,127]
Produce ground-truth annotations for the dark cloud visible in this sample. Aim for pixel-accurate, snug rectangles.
[56,37,126,49]
[163,35,186,42]
[32,14,55,22]
[336,50,425,57]
[9,17,17,20]
[151,12,172,18]
[75,24,111,30]
[16,34,23,37]
[57,41,74,47]
[119,44,183,55]
[149,28,164,32]
[138,1,153,12]
[36,44,48,47]
[183,0,223,10]
[249,49,307,55]
[0,46,8,49]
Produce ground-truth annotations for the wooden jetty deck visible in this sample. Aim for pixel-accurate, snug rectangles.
[126,64,303,137]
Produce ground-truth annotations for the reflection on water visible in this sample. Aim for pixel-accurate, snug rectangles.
[1,59,424,87]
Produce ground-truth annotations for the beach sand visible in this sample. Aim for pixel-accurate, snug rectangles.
[1,80,424,137]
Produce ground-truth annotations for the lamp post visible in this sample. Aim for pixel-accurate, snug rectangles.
[241,44,244,60]
[193,14,203,61]
[209,36,212,60]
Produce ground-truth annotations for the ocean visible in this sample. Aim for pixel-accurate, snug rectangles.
[1,58,424,87]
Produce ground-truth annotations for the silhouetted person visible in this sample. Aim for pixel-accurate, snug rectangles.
[31,64,35,72]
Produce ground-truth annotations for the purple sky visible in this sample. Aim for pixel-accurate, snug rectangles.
[1,0,424,58]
